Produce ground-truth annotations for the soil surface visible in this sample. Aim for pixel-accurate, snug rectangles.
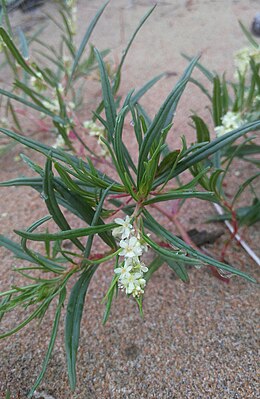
[0,1,259,398]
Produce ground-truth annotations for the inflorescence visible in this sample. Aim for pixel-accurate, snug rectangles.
[112,216,148,298]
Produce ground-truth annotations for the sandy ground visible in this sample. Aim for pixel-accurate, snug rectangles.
[0,1,259,398]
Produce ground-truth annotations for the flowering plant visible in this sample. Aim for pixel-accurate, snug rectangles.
[0,4,259,396]
[0,0,120,155]
[183,22,260,259]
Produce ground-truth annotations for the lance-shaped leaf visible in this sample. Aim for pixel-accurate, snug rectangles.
[28,288,66,398]
[67,1,109,89]
[0,88,65,123]
[113,106,136,188]
[143,209,257,283]
[0,176,116,249]
[0,27,36,76]
[20,215,66,274]
[153,120,260,187]
[191,115,210,143]
[83,185,113,258]
[94,4,157,118]
[15,223,117,242]
[212,76,223,126]
[165,258,189,283]
[44,157,85,251]
[0,128,121,188]
[137,55,200,184]
[143,190,217,205]
[94,47,117,141]
[65,265,98,390]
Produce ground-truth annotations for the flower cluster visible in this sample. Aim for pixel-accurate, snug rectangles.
[83,119,109,158]
[112,216,148,298]
[214,111,244,137]
[42,85,75,114]
[234,46,260,79]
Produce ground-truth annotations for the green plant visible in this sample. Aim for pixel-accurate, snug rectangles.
[183,22,260,258]
[0,0,153,154]
[0,4,259,396]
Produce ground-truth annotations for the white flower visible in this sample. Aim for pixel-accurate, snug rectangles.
[125,257,148,273]
[214,111,244,137]
[43,99,60,113]
[139,261,148,273]
[83,120,104,136]
[234,46,260,79]
[120,272,143,294]
[113,215,149,298]
[114,262,132,279]
[112,215,133,239]
[119,236,143,258]
[53,135,65,149]
[214,125,226,137]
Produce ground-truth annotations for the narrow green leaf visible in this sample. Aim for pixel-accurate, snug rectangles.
[181,53,215,82]
[142,233,201,265]
[18,28,29,60]
[1,0,13,36]
[113,106,136,187]
[102,274,118,325]
[144,190,216,205]
[0,234,64,273]
[238,20,259,48]
[156,150,180,177]
[0,89,65,123]
[154,120,260,187]
[131,73,165,105]
[0,27,36,76]
[212,76,222,126]
[209,169,223,197]
[113,5,156,93]
[44,157,85,251]
[94,47,116,141]
[28,288,66,398]
[232,172,260,206]
[65,265,97,390]
[191,115,210,143]
[94,5,156,117]
[0,295,53,339]
[0,294,12,322]
[189,77,212,101]
[67,1,109,89]
[84,185,113,259]
[165,259,189,283]
[143,209,257,283]
[15,223,117,242]
[137,55,200,183]
[0,128,121,189]
[20,215,65,274]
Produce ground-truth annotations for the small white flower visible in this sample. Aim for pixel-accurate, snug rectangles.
[119,236,143,258]
[120,272,143,294]
[113,216,149,298]
[112,215,133,239]
[234,46,260,79]
[53,134,65,149]
[114,262,132,279]
[83,120,104,136]
[139,262,148,273]
[214,111,244,137]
